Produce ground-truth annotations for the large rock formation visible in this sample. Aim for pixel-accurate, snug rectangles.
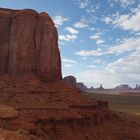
[135,84,140,90]
[63,76,77,87]
[96,84,104,90]
[77,82,88,91]
[63,76,94,92]
[115,84,130,90]
[0,8,61,82]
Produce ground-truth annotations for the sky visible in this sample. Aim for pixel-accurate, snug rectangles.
[0,0,140,88]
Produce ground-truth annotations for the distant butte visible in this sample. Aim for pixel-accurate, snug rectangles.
[0,8,139,140]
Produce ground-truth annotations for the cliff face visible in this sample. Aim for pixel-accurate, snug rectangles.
[0,8,61,82]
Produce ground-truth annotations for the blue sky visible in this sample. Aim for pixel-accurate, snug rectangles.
[0,0,140,88]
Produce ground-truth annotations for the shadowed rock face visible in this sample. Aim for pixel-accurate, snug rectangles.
[63,76,77,87]
[0,8,62,82]
[77,82,88,91]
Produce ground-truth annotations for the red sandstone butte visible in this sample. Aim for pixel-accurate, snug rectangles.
[0,8,61,82]
[0,8,140,140]
[63,76,77,87]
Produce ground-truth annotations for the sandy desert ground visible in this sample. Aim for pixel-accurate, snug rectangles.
[87,92,140,115]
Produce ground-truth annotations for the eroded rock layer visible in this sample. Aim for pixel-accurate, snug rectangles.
[0,8,61,82]
[0,74,139,140]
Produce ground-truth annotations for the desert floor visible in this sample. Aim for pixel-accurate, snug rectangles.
[87,92,140,115]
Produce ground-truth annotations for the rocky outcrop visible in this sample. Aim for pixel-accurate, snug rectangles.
[115,84,130,90]
[96,84,104,90]
[63,76,88,91]
[135,84,140,90]
[63,76,77,87]
[77,82,88,91]
[63,76,94,92]
[88,86,95,92]
[0,8,61,82]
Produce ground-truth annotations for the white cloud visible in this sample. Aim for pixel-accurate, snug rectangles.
[88,65,97,68]
[77,0,89,8]
[62,58,78,68]
[59,34,77,42]
[96,39,105,44]
[92,59,103,63]
[104,16,113,24]
[59,27,79,42]
[74,21,89,28]
[86,8,96,13]
[75,37,140,87]
[58,41,65,46]
[108,0,135,8]
[64,64,73,68]
[62,58,77,64]
[107,37,140,54]
[106,55,140,74]
[104,5,140,32]
[75,54,140,88]
[64,64,74,68]
[76,48,104,56]
[74,15,98,29]
[90,32,104,44]
[92,59,107,65]
[86,5,100,13]
[90,35,100,40]
[53,16,68,27]
[76,37,140,56]
[65,27,79,34]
